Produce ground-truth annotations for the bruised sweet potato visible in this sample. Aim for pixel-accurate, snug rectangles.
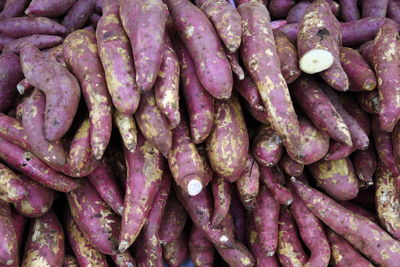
[352,146,377,186]
[0,53,23,113]
[252,124,283,167]
[357,90,379,114]
[63,255,79,267]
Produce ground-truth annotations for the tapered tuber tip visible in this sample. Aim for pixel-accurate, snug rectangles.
[118,241,129,253]
[187,179,203,196]
[299,49,334,74]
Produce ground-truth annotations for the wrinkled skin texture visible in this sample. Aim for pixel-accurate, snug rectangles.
[0,163,26,203]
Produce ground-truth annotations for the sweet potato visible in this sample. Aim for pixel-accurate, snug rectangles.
[63,29,112,159]
[0,163,26,203]
[167,0,232,99]
[292,178,400,266]
[387,0,400,23]
[0,53,23,113]
[119,132,163,252]
[20,44,80,141]
[3,34,62,54]
[134,171,171,266]
[357,91,379,114]
[352,146,377,186]
[21,210,64,267]
[277,208,307,267]
[173,37,214,144]
[0,35,14,51]
[88,161,124,215]
[65,212,108,267]
[239,1,300,153]
[339,0,360,22]
[67,179,119,255]
[89,12,100,27]
[371,115,400,177]
[207,95,248,181]
[244,101,270,124]
[14,175,53,218]
[229,194,247,244]
[292,76,352,146]
[252,124,283,167]
[0,138,78,192]
[22,89,67,167]
[25,0,75,17]
[362,0,388,18]
[375,164,400,239]
[372,21,400,132]
[94,0,101,12]
[120,0,167,92]
[189,225,214,267]
[0,0,28,20]
[393,122,400,170]
[96,0,139,115]
[254,184,280,255]
[42,44,65,65]
[289,181,331,267]
[339,201,378,223]
[279,153,304,177]
[324,140,353,161]
[234,75,264,112]
[268,0,295,19]
[236,153,260,209]
[327,229,374,267]
[260,166,293,206]
[337,93,371,135]
[211,175,232,227]
[273,30,301,84]
[0,202,17,266]
[134,89,172,156]
[308,158,359,200]
[113,111,137,153]
[226,50,245,80]
[159,193,188,244]
[155,35,180,128]
[62,0,94,31]
[63,255,79,267]
[111,251,136,267]
[0,114,30,151]
[286,1,310,24]
[0,17,68,37]
[162,230,190,267]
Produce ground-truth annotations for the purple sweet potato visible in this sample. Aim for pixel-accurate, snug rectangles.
[0,137,79,192]
[173,37,214,144]
[22,89,67,167]
[62,0,95,31]
[244,101,270,124]
[0,53,23,113]
[0,17,68,37]
[0,35,14,51]
[67,179,119,255]
[239,1,300,153]
[25,0,75,17]
[236,153,260,210]
[291,177,400,266]
[387,0,400,23]
[88,161,124,215]
[277,207,307,267]
[63,255,79,267]
[134,171,171,267]
[207,95,249,181]
[339,201,378,223]
[372,21,400,132]
[290,181,331,267]
[268,0,295,19]
[14,175,53,218]
[135,89,172,156]
[357,90,379,114]
[159,193,188,244]
[65,212,108,267]
[113,111,137,153]
[337,93,371,135]
[362,0,388,18]
[279,153,304,177]
[270,19,288,29]
[375,164,400,239]
[211,175,232,227]
[260,166,293,206]
[0,163,26,203]
[0,114,29,151]
[21,210,64,267]
[286,1,310,24]
[120,0,167,92]
[155,35,180,128]
[0,0,28,20]
[324,140,354,161]
[94,0,102,12]
[273,30,301,84]
[308,158,359,200]
[63,29,112,159]
[254,184,280,255]
[234,75,264,112]
[327,229,374,267]
[3,34,62,54]
[90,12,100,27]
[20,44,80,141]
[352,146,377,186]
[111,251,136,267]
[96,0,139,115]
[229,194,247,244]
[252,124,283,167]
[0,202,17,266]
[226,50,245,80]
[339,0,360,22]
[189,225,214,267]
[163,229,190,267]
[119,132,163,252]
[42,43,65,65]
[167,0,232,99]
[393,123,400,170]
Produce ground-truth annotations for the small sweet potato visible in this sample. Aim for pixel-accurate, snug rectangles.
[236,153,260,209]
[339,0,360,22]
[0,201,17,266]
[167,0,232,99]
[308,158,359,201]
[20,44,80,141]
[226,50,245,80]
[120,0,167,92]
[252,124,283,167]
[113,111,137,153]
[3,34,62,54]
[62,0,95,31]
[14,175,53,218]
[207,95,249,181]
[268,0,295,19]
[63,29,112,159]
[162,230,189,267]
[21,210,64,267]
[0,17,68,37]
[279,153,303,177]
[0,163,26,203]
[352,146,377,186]
[111,251,136,267]
[189,225,214,267]
[96,0,139,115]
[0,53,23,113]
[0,0,28,20]
[65,212,108,267]
[119,132,163,252]
[67,179,119,255]
[361,0,388,18]
[234,75,264,112]
[337,93,371,135]
[260,166,293,206]
[25,0,75,17]
[324,140,354,161]
[211,175,232,227]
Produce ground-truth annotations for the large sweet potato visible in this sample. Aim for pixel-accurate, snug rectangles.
[0,0,29,20]
[25,0,76,17]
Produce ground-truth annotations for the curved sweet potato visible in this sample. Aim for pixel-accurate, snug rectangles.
[279,153,304,177]
[234,75,264,112]
[0,201,17,266]
[0,163,26,203]
[273,30,300,84]
[0,53,23,113]
[211,175,232,227]
[0,114,29,150]
[236,153,260,209]
[260,166,293,206]
[0,17,68,37]
[162,229,190,267]
[3,34,62,54]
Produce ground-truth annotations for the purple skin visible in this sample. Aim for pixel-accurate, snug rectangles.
[229,194,247,244]
[337,93,371,135]
[111,251,136,267]
[0,0,29,20]
[286,1,310,23]
[159,194,188,244]
[3,34,63,54]
[189,225,214,267]
[0,163,26,203]
[0,201,18,266]
[234,75,264,111]
[0,114,30,151]
[362,0,388,18]
[324,140,354,161]
[339,201,378,223]
[163,230,190,267]
[62,0,95,31]
[211,175,232,227]
[279,153,304,177]
[260,166,293,206]
[339,0,360,21]
[357,90,379,114]
[352,146,377,186]
[0,17,68,37]
[25,0,76,17]
[252,124,283,167]
[387,0,400,23]
[268,0,295,19]
[0,35,14,51]
[0,53,23,113]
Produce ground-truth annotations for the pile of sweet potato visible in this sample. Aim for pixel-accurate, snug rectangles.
[0,0,399,266]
